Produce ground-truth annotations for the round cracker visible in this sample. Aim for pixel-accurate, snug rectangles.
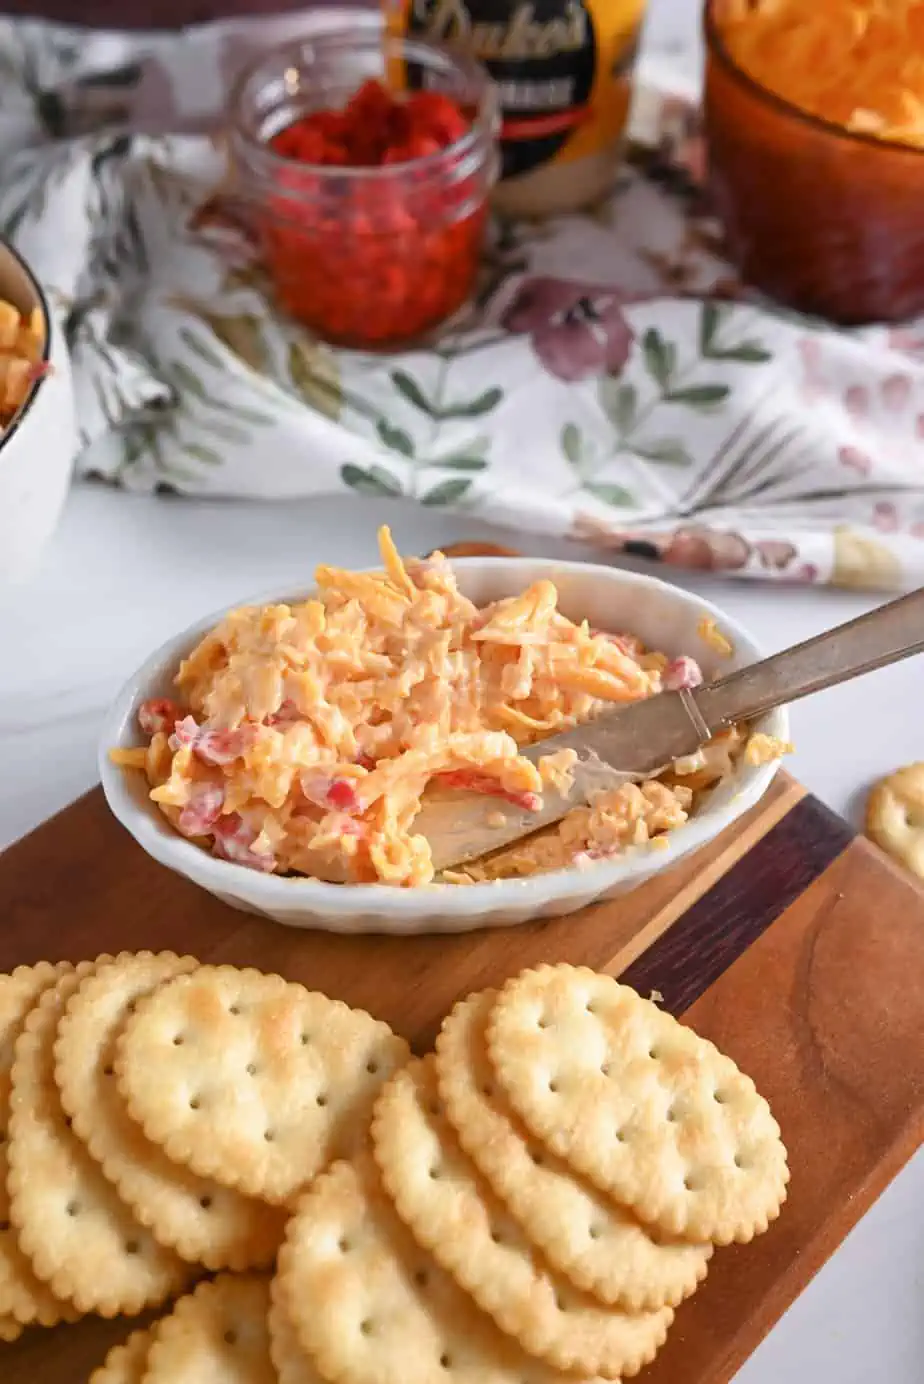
[142,1273,275,1383]
[278,1156,595,1384]
[268,1273,323,1384]
[866,763,924,878]
[372,1057,671,1379]
[487,964,789,1245]
[88,1322,158,1384]
[114,966,410,1205]
[55,952,286,1272]
[0,962,82,1327]
[435,990,711,1309]
[7,962,193,1316]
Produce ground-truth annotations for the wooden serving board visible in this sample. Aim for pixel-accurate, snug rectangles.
[2,771,924,1382]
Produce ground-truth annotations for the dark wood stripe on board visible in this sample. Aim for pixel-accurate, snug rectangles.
[621,793,855,1016]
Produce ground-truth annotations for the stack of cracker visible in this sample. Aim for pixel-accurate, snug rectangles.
[0,953,407,1366]
[276,964,788,1384]
[0,955,788,1383]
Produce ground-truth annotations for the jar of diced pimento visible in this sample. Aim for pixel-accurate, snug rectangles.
[229,18,499,348]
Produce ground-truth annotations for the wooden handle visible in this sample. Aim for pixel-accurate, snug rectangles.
[696,586,924,730]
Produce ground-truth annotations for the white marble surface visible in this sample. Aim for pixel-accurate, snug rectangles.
[1,1,923,1378]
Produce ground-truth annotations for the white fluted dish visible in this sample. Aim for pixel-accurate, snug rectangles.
[99,559,787,935]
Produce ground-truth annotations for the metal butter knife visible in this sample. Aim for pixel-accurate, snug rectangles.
[415,585,924,874]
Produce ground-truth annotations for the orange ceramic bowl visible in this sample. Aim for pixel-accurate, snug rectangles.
[704,0,924,325]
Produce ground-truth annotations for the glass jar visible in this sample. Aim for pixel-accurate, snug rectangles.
[229,20,499,348]
[704,0,924,325]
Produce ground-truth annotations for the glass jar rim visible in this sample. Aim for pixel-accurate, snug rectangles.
[229,21,500,183]
[705,0,924,161]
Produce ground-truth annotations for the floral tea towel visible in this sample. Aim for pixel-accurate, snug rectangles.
[1,11,923,591]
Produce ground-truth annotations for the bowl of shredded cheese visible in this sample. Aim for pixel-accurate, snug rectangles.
[706,0,924,323]
[0,237,77,582]
[100,531,789,934]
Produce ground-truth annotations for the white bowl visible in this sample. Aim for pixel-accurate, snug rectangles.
[99,559,788,935]
[0,240,77,584]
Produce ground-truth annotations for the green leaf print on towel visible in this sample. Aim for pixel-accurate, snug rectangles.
[172,301,343,423]
[560,422,584,468]
[642,328,676,391]
[632,439,693,465]
[421,477,472,506]
[340,463,404,497]
[664,384,730,408]
[436,456,489,471]
[390,369,504,422]
[376,419,415,457]
[590,304,773,488]
[559,422,636,508]
[286,340,342,421]
[585,482,635,507]
[599,380,637,434]
[700,300,772,364]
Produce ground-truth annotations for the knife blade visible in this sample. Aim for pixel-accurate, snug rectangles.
[417,688,710,874]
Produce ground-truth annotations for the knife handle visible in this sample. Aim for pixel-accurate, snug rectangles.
[694,585,924,732]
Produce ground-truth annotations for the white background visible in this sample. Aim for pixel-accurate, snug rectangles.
[1,1,922,1378]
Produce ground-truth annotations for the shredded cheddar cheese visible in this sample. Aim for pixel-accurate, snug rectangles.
[717,0,924,149]
[110,747,149,770]
[115,529,787,887]
[697,616,734,658]
[744,732,794,766]
[0,302,47,429]
[458,780,693,883]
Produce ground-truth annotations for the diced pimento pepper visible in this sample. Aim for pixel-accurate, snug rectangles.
[313,109,351,144]
[212,814,276,872]
[259,79,484,347]
[344,79,398,164]
[138,697,183,737]
[591,630,645,658]
[437,769,541,812]
[266,699,301,727]
[405,90,469,146]
[171,715,257,765]
[662,656,704,691]
[268,81,468,171]
[325,813,367,840]
[384,134,442,165]
[171,715,201,748]
[327,779,361,812]
[178,782,224,837]
[299,771,362,813]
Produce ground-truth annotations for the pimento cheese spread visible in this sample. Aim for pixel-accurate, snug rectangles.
[112,528,777,886]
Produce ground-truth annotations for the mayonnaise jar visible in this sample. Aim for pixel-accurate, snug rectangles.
[389,0,646,217]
